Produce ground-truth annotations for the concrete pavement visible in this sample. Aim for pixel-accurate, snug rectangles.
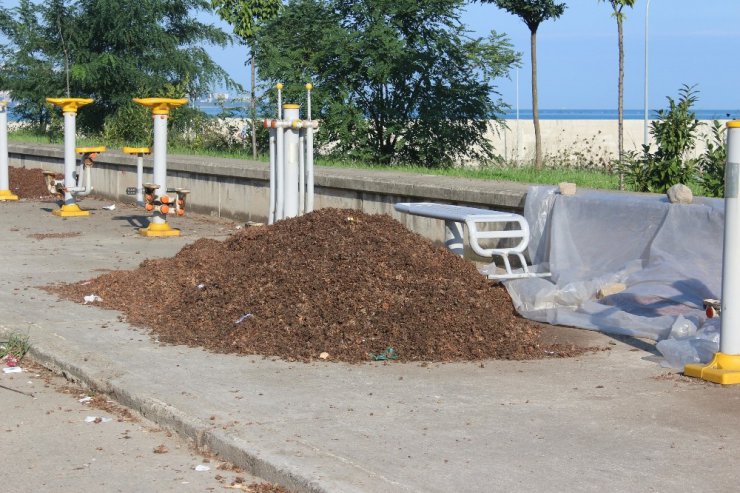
[2,198,740,492]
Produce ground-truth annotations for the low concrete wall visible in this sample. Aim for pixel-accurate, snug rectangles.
[8,142,530,246]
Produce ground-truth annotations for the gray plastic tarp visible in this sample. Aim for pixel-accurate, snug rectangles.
[505,186,724,366]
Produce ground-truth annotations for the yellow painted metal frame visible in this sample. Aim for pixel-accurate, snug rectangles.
[132,98,187,115]
[52,203,90,217]
[122,147,151,155]
[0,189,19,201]
[685,353,740,385]
[46,97,93,113]
[139,222,181,237]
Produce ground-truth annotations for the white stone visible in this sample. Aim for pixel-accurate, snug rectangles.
[667,184,693,204]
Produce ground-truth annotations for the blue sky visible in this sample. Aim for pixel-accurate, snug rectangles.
[205,0,740,110]
[2,0,738,110]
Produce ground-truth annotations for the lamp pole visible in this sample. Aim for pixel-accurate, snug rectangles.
[644,0,652,148]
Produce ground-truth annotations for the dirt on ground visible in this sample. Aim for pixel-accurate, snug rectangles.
[9,166,59,199]
[49,208,586,363]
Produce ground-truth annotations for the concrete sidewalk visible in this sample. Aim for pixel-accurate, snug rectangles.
[2,198,739,492]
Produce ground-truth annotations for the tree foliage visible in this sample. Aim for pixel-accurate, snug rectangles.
[480,0,566,168]
[625,85,702,193]
[211,0,281,40]
[0,0,233,131]
[254,0,519,167]
[484,0,566,32]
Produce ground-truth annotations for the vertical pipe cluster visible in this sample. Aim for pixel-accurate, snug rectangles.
[265,83,319,224]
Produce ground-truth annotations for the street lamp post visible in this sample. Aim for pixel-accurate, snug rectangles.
[644,0,652,148]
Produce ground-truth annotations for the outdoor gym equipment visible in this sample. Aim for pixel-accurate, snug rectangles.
[263,83,319,224]
[122,146,151,206]
[0,101,18,201]
[44,98,96,216]
[394,202,550,281]
[132,98,189,237]
[685,120,740,384]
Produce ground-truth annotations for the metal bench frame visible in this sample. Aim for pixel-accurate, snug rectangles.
[395,202,549,280]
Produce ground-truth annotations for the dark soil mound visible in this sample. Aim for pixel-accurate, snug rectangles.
[9,166,57,199]
[50,209,580,363]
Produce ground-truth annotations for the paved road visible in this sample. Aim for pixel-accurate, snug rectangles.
[2,198,740,492]
[1,361,276,492]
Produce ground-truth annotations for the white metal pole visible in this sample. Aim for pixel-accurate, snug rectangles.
[299,130,305,214]
[305,83,315,213]
[644,0,651,148]
[136,154,145,206]
[0,103,9,191]
[152,113,168,226]
[276,125,285,220]
[283,104,301,218]
[268,127,276,224]
[63,111,77,206]
[721,122,740,354]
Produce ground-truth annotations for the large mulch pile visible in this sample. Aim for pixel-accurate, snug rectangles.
[9,166,58,199]
[50,209,583,363]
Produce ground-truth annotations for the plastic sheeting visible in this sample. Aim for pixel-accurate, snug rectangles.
[505,186,724,366]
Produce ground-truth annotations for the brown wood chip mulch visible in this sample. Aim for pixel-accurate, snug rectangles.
[48,208,584,363]
[9,166,59,199]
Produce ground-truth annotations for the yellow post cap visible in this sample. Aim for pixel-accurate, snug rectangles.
[0,100,8,108]
[276,83,284,90]
[122,146,151,155]
[727,120,740,129]
[46,98,94,113]
[283,103,300,109]
[132,98,188,115]
[305,83,313,90]
[76,146,106,154]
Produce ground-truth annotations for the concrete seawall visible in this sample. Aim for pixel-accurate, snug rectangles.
[492,119,725,166]
[8,142,530,247]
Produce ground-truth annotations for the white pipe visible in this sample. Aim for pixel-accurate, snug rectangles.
[63,111,76,205]
[721,122,740,354]
[299,130,305,215]
[0,103,8,191]
[136,154,145,206]
[276,125,285,221]
[268,128,276,224]
[282,105,300,218]
[305,84,315,213]
[152,113,168,225]
[306,126,314,212]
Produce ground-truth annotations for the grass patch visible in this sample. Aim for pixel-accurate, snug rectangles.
[9,129,620,190]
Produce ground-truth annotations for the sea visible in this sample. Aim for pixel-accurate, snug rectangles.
[6,101,739,121]
[193,104,740,121]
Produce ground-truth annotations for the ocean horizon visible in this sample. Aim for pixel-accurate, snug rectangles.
[192,104,740,121]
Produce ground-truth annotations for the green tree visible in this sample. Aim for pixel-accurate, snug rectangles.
[0,0,69,130]
[0,0,233,131]
[481,0,566,168]
[601,0,636,190]
[254,0,519,167]
[211,0,281,159]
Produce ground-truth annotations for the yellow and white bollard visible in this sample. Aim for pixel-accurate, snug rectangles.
[132,98,187,237]
[0,101,19,201]
[685,120,740,384]
[45,97,94,216]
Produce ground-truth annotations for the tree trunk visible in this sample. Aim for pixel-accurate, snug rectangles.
[531,30,542,169]
[617,14,625,190]
[251,53,257,160]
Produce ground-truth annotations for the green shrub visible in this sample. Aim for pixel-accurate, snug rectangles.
[698,120,727,198]
[626,85,701,193]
